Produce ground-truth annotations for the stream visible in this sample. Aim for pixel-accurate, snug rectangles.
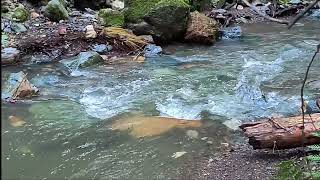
[2,21,320,179]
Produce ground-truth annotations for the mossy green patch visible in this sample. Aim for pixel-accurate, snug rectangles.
[44,0,68,22]
[99,9,124,27]
[125,0,190,23]
[124,0,159,23]
[12,5,29,22]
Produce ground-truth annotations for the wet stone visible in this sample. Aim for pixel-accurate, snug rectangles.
[144,44,162,58]
[1,47,20,65]
[91,44,112,54]
[221,26,242,39]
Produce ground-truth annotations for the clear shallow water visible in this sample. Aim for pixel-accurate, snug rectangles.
[2,21,320,179]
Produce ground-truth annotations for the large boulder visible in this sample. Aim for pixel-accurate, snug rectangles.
[184,11,219,44]
[99,8,124,27]
[125,0,190,43]
[44,0,69,22]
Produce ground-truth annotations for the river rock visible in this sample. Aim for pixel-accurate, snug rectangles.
[221,26,242,39]
[2,71,39,100]
[99,8,124,27]
[1,47,20,65]
[60,51,104,72]
[92,44,112,54]
[186,130,199,139]
[12,4,29,22]
[184,11,219,44]
[143,44,162,58]
[125,0,190,43]
[44,0,69,22]
[11,22,27,33]
[85,25,97,38]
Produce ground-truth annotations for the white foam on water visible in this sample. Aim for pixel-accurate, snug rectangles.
[80,79,151,119]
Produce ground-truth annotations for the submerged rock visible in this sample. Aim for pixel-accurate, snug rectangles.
[221,26,242,39]
[185,11,219,44]
[60,51,104,72]
[8,116,26,127]
[110,114,202,138]
[99,8,124,27]
[2,71,39,100]
[1,47,20,65]
[125,0,190,43]
[44,0,69,22]
[144,44,162,57]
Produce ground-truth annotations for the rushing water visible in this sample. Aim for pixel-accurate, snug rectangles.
[2,21,320,179]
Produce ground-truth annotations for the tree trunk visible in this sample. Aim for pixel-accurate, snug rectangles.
[239,113,320,150]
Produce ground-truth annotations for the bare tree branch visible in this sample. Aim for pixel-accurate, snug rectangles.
[288,0,320,29]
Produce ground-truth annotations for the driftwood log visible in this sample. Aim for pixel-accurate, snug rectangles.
[239,113,320,150]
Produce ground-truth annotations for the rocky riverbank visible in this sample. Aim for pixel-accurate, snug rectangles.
[2,0,319,67]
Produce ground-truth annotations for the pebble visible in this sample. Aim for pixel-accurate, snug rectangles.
[207,141,213,145]
[186,130,199,139]
[172,151,187,159]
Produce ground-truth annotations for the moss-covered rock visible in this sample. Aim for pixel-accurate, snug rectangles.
[12,4,29,22]
[190,0,215,11]
[44,0,68,22]
[125,0,190,43]
[99,8,124,27]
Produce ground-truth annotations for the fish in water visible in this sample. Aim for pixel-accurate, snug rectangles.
[8,116,26,127]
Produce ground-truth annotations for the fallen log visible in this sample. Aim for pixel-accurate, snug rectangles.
[239,113,320,150]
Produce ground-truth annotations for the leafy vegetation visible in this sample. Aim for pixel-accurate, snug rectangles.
[276,131,320,180]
